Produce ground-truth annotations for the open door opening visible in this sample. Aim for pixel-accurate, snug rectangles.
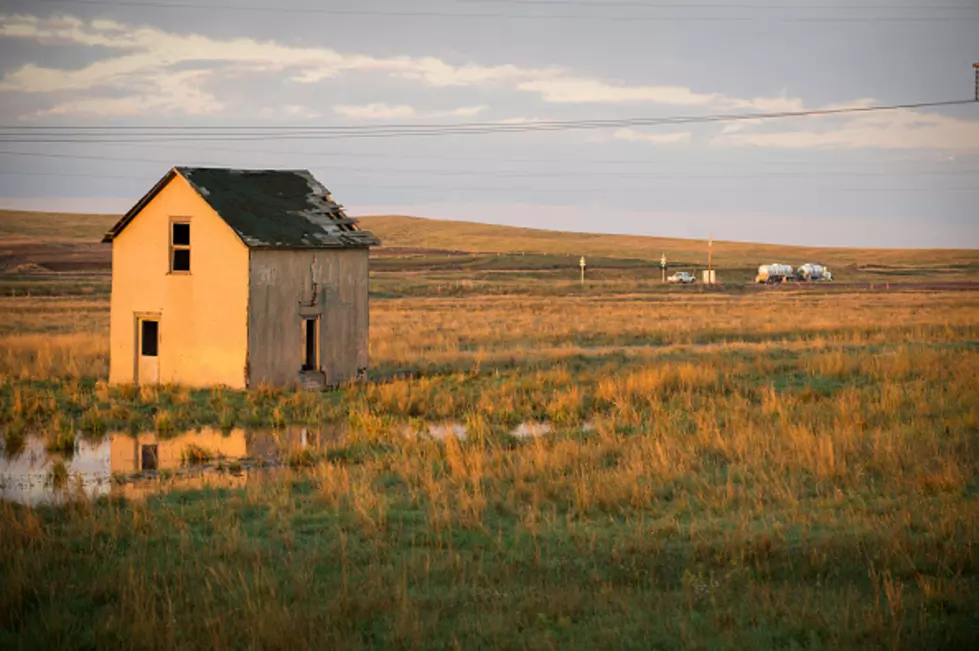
[302,317,319,371]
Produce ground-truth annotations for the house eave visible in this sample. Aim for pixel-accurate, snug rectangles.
[101,168,179,243]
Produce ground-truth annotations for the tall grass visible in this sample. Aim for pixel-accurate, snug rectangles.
[0,281,977,649]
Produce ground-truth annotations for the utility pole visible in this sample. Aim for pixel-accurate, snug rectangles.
[974,63,979,101]
[707,232,713,284]
[580,256,586,285]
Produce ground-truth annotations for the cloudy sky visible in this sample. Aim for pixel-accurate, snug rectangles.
[0,0,977,247]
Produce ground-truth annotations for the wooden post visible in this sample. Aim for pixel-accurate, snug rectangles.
[707,233,713,285]
[708,233,712,275]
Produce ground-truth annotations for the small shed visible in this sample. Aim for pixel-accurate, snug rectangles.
[102,166,380,389]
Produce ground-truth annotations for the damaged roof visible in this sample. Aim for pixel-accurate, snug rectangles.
[102,167,380,248]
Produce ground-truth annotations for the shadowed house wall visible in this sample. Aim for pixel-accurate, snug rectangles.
[248,249,369,387]
[107,176,250,388]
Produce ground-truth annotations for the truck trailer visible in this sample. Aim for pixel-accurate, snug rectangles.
[755,264,794,284]
[796,263,833,282]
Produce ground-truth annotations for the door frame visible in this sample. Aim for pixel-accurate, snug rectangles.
[133,311,162,385]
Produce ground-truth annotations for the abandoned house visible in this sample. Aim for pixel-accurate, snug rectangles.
[102,166,380,389]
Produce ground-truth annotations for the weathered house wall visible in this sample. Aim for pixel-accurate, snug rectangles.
[108,176,250,387]
[247,248,369,387]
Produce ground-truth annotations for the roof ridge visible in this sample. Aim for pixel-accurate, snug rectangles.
[104,167,380,249]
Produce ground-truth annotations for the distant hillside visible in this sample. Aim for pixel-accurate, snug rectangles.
[358,215,979,268]
[1,209,976,270]
[0,210,118,241]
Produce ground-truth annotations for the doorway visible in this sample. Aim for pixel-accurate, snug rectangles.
[302,317,319,371]
[135,315,160,385]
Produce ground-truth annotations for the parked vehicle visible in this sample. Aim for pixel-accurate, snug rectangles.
[755,264,794,284]
[796,263,833,282]
[668,271,696,284]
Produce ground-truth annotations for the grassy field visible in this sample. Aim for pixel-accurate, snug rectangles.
[1,211,978,649]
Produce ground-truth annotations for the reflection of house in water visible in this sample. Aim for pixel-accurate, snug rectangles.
[109,427,324,473]
[1,426,336,505]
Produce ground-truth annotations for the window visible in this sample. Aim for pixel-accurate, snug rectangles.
[302,318,318,371]
[141,320,158,357]
[141,444,158,471]
[170,220,190,272]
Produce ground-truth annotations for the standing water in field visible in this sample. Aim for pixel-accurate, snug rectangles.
[0,436,111,505]
[0,426,337,505]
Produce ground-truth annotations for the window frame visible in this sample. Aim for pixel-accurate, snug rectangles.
[169,217,191,274]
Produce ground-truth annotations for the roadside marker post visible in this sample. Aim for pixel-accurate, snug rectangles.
[708,232,713,282]
[580,256,586,285]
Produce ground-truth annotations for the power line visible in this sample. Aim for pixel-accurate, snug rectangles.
[25,0,979,21]
[1,149,975,179]
[1,99,975,144]
[1,169,975,193]
[461,0,975,7]
[455,0,976,11]
[0,147,953,169]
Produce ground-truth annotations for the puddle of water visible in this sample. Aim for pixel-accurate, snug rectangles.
[401,420,563,442]
[403,422,469,442]
[0,425,341,506]
[510,421,554,439]
[1,418,590,505]
[0,436,111,506]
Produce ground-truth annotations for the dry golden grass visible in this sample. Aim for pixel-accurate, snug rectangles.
[1,258,977,649]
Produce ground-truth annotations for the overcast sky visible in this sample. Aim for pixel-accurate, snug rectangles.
[0,0,977,247]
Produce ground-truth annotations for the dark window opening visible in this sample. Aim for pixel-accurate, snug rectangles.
[303,318,318,371]
[141,444,158,471]
[172,222,190,245]
[170,221,191,272]
[172,248,191,272]
[141,320,158,357]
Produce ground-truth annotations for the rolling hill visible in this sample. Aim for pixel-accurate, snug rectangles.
[360,215,978,268]
[1,209,976,272]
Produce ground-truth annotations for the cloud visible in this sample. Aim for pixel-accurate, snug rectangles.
[714,109,979,151]
[0,13,553,107]
[2,10,978,155]
[499,116,550,124]
[613,128,691,144]
[0,12,797,118]
[259,104,322,119]
[720,119,764,134]
[32,69,222,117]
[332,103,487,119]
[334,103,416,119]
[444,105,487,118]
[726,96,804,113]
[517,77,719,105]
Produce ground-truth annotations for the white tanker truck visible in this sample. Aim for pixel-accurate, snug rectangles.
[756,263,834,284]
[755,264,795,284]
[796,263,833,282]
